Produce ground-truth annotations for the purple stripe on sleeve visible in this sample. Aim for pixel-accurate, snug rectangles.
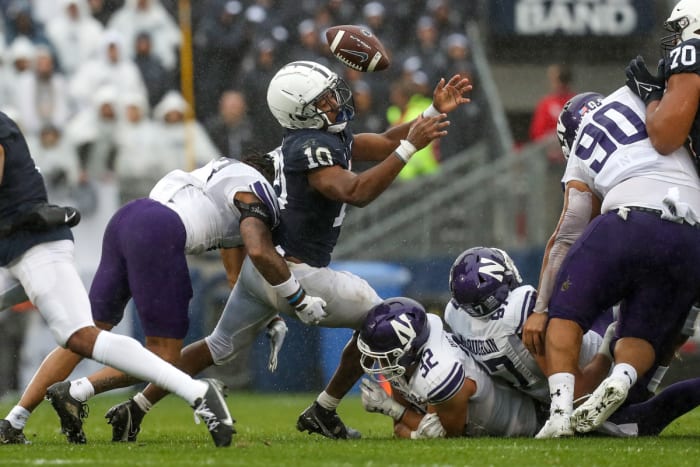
[515,290,535,334]
[250,180,281,228]
[428,362,466,403]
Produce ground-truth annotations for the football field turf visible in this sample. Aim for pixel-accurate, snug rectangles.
[2,392,700,466]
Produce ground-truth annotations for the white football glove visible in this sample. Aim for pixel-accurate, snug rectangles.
[360,378,406,421]
[293,293,327,325]
[598,321,617,361]
[266,317,288,372]
[410,413,447,439]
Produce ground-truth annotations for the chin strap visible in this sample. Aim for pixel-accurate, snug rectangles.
[326,121,348,133]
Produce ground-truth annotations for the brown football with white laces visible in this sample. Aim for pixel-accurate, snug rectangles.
[325,25,390,72]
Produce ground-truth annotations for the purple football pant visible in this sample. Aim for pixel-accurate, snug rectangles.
[89,198,192,339]
[610,377,700,436]
[549,209,700,354]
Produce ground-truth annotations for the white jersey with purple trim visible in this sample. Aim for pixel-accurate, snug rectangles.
[393,314,540,437]
[563,86,700,216]
[149,157,280,254]
[444,285,602,403]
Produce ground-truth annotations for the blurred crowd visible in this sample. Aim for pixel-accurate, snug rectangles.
[0,0,483,202]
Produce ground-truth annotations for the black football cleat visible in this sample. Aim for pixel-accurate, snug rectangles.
[0,419,30,444]
[45,381,88,444]
[105,399,145,442]
[192,378,235,447]
[296,402,361,439]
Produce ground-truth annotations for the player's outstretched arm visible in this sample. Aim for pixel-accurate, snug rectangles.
[352,75,470,162]
[312,114,449,207]
[430,74,473,115]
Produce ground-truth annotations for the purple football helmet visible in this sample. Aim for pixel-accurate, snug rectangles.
[449,247,523,318]
[556,92,604,159]
[357,297,430,382]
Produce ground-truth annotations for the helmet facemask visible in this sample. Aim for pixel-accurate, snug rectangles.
[357,337,420,383]
[309,77,355,133]
[357,297,430,385]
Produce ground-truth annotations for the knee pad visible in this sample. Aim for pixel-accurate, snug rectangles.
[205,332,239,366]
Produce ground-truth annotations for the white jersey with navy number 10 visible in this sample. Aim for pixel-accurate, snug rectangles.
[564,86,700,217]
[394,314,540,437]
[444,285,602,403]
[149,157,280,255]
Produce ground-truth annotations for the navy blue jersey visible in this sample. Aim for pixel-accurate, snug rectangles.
[273,127,354,267]
[0,111,71,266]
[666,38,700,161]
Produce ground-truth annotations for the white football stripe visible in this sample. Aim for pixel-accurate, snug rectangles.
[329,30,345,53]
[368,52,382,72]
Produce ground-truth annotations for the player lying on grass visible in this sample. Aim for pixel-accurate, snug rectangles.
[357,297,700,438]
[444,246,697,408]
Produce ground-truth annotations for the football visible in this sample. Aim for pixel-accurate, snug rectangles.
[325,25,390,72]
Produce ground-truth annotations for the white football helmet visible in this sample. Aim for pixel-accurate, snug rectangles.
[266,60,354,132]
[663,0,700,51]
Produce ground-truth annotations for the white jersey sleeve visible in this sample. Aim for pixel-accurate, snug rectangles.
[149,157,280,254]
[404,314,466,406]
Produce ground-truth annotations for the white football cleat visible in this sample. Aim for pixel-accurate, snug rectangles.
[572,376,629,433]
[535,413,574,439]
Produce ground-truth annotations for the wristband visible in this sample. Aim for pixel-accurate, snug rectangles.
[422,103,440,118]
[272,275,301,299]
[394,139,417,163]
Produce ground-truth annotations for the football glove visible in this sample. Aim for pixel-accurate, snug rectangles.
[266,316,288,372]
[360,378,406,421]
[625,55,665,105]
[292,292,327,325]
[410,413,447,439]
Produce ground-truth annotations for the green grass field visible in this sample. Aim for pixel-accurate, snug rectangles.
[2,391,700,466]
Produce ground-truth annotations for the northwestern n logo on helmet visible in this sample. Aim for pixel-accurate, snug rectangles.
[390,314,417,346]
[479,258,505,282]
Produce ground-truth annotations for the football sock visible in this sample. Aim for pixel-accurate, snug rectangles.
[69,377,95,402]
[611,363,637,387]
[548,372,574,416]
[133,392,153,413]
[6,405,30,430]
[91,331,207,406]
[317,391,341,411]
